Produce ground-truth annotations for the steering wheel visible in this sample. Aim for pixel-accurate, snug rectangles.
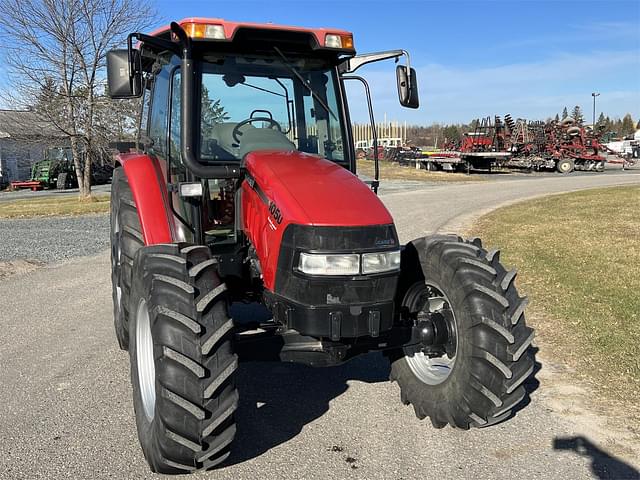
[232,117,282,144]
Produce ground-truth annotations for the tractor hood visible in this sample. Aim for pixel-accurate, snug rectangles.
[243,150,393,226]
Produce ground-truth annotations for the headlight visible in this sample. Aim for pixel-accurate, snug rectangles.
[298,253,360,276]
[362,250,401,274]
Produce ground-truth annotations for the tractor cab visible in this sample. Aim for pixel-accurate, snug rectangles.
[107,18,419,276]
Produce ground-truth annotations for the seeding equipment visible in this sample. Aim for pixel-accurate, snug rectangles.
[505,117,606,173]
[107,18,534,473]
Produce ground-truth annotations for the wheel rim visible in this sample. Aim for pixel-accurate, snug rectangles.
[403,283,458,385]
[136,298,156,421]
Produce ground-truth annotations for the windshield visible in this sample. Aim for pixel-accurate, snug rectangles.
[170,55,346,164]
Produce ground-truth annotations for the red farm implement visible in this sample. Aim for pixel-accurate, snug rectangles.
[503,116,606,174]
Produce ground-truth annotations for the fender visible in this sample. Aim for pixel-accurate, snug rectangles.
[116,153,174,245]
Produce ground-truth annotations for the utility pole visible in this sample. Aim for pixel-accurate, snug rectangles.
[591,92,600,127]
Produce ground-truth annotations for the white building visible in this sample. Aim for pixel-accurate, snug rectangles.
[0,109,66,186]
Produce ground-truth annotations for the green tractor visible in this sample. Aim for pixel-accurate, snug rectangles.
[10,147,77,190]
[30,147,77,190]
[11,146,114,190]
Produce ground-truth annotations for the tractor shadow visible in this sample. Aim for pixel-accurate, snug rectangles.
[553,436,639,479]
[226,352,390,466]
[223,305,541,466]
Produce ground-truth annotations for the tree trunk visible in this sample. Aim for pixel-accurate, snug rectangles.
[82,146,92,197]
[81,89,95,198]
[69,136,85,197]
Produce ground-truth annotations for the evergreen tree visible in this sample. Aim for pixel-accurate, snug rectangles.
[620,113,635,137]
[572,105,584,125]
[597,112,606,126]
[442,125,461,144]
[554,113,560,122]
[561,107,568,119]
[201,85,229,138]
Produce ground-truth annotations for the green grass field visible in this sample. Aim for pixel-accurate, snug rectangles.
[0,195,111,218]
[471,186,640,405]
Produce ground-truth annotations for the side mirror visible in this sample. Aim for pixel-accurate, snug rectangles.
[107,49,142,99]
[396,65,419,109]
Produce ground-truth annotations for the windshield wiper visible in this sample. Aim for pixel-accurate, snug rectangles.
[241,82,285,97]
[273,46,338,121]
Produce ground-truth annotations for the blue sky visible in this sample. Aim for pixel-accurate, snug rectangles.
[156,0,639,124]
[0,0,636,125]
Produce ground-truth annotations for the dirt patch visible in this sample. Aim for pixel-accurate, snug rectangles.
[0,259,44,279]
[535,340,640,464]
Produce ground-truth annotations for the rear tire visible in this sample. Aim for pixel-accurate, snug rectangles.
[56,172,68,190]
[129,243,238,474]
[388,235,535,429]
[110,167,144,350]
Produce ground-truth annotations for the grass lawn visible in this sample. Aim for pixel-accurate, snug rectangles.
[471,185,640,406]
[357,159,483,183]
[0,194,110,218]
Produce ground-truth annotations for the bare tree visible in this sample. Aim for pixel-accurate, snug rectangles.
[0,0,156,197]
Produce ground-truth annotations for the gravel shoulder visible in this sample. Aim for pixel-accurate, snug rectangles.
[0,214,109,263]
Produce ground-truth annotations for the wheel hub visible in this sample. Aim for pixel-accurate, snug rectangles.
[403,283,458,385]
[136,298,156,420]
[415,309,456,357]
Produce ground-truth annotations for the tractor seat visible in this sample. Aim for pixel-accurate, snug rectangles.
[236,128,295,158]
[208,122,295,158]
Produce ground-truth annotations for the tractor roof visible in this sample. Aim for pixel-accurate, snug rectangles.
[148,18,355,54]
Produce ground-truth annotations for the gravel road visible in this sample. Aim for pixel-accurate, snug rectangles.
[0,215,109,263]
[1,171,639,480]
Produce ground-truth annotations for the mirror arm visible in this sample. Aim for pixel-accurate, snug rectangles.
[342,75,379,194]
[340,49,412,93]
[126,32,180,75]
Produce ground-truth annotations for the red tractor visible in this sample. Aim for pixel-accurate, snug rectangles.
[107,18,534,473]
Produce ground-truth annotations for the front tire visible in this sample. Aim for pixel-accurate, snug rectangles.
[389,236,535,429]
[129,243,238,474]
